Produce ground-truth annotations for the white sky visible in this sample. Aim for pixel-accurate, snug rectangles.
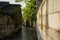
[0,0,26,8]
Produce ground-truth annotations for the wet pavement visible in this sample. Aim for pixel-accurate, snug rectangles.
[1,26,38,40]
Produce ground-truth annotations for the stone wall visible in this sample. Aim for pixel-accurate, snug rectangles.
[0,2,22,38]
[0,14,15,38]
[37,0,60,40]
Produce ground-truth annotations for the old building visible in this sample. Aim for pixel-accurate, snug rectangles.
[0,1,22,38]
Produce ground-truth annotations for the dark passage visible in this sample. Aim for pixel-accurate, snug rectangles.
[0,26,38,40]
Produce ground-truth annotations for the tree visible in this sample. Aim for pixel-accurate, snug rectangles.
[15,0,36,27]
[23,0,36,20]
[22,0,36,27]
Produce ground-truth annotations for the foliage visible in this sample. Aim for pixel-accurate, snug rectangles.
[15,0,23,2]
[22,0,36,21]
[15,0,36,21]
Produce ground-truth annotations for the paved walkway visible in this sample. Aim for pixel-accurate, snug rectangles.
[1,26,38,40]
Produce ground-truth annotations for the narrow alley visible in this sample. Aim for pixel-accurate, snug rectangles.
[0,25,38,40]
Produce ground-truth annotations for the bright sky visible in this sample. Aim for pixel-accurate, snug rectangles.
[0,0,26,8]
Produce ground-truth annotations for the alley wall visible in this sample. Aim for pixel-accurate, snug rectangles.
[37,0,60,40]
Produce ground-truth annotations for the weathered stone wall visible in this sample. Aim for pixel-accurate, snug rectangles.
[0,14,15,38]
[37,0,60,40]
[0,3,22,38]
[15,6,22,31]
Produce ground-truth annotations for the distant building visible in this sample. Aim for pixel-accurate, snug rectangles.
[35,0,42,11]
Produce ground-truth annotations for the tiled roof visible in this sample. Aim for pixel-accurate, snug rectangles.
[0,1,21,15]
[0,1,9,9]
[3,4,20,13]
